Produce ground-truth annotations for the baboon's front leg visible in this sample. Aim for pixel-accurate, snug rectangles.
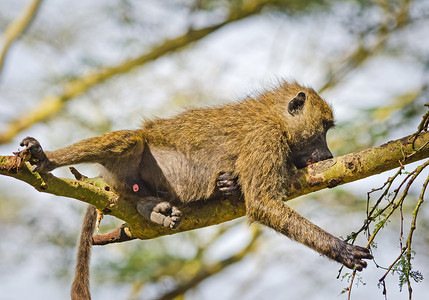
[247,199,373,271]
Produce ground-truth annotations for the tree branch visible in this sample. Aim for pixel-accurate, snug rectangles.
[0,0,43,77]
[1,131,428,243]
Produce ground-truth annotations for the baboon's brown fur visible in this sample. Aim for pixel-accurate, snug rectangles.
[20,81,372,300]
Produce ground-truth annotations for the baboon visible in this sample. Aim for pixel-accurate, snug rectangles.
[20,81,372,300]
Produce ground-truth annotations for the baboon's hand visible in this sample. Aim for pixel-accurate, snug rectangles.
[216,172,239,196]
[339,242,373,271]
[20,137,54,172]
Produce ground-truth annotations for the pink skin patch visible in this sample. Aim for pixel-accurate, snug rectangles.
[133,184,139,192]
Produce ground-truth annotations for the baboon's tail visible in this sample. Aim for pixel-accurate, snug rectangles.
[71,205,97,300]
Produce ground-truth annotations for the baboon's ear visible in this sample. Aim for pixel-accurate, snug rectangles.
[288,92,307,116]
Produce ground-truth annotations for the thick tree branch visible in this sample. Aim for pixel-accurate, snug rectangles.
[1,131,428,244]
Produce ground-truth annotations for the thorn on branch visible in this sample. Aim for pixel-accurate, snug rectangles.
[69,166,87,181]
[95,209,104,232]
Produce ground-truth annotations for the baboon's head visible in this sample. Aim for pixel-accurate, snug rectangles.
[279,83,334,169]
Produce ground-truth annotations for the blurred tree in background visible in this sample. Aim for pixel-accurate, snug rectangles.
[0,0,428,299]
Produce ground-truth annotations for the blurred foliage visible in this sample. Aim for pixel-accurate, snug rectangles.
[1,0,428,299]
[332,88,428,155]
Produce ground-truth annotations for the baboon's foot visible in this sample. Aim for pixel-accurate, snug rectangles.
[137,201,182,229]
[19,137,54,172]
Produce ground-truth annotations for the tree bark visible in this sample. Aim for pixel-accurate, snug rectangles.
[1,131,428,242]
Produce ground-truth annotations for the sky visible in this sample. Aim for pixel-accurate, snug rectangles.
[0,0,428,299]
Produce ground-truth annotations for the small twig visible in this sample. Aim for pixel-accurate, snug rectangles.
[347,161,427,299]
[95,209,104,232]
[404,174,428,298]
[409,109,429,149]
[92,224,135,245]
[347,270,357,300]
[378,247,407,284]
[69,167,105,231]
[69,166,87,181]
[366,161,427,247]
[344,105,429,298]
